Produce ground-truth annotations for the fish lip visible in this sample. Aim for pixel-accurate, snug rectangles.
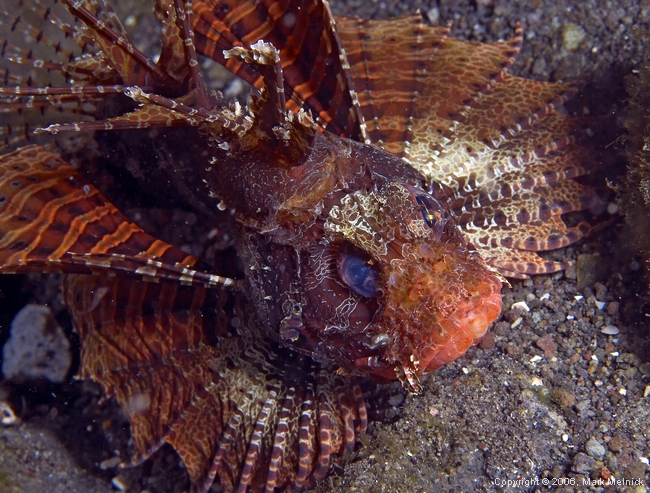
[353,271,503,388]
[418,274,503,373]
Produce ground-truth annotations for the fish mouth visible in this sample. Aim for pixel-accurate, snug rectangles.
[361,246,504,393]
[394,272,503,393]
[418,274,503,373]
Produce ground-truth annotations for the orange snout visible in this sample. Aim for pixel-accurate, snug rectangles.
[419,274,503,372]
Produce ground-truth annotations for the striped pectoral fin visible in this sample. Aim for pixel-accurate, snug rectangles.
[478,245,570,279]
[460,189,595,278]
[63,274,237,488]
[336,15,523,156]
[65,273,366,493]
[452,179,599,234]
[0,146,235,288]
[470,216,591,253]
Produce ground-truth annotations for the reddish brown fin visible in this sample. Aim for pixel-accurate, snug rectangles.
[336,15,522,157]
[335,14,430,150]
[1,0,213,150]
[483,246,570,278]
[60,0,172,88]
[0,146,235,288]
[64,274,366,493]
[333,13,600,278]
[192,0,364,139]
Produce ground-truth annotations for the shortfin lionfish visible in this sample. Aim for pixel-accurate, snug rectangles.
[0,0,601,491]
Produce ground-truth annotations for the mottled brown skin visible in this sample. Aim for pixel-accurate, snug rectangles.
[201,120,502,389]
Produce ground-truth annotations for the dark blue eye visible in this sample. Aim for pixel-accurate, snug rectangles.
[339,253,378,298]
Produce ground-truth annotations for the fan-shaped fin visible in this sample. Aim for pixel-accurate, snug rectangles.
[336,15,523,159]
[482,246,570,278]
[0,146,235,288]
[450,179,598,229]
[64,274,366,493]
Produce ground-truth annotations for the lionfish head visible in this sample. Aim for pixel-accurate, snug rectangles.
[324,179,503,392]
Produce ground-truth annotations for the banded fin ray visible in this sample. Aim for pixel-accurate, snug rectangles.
[0,145,235,288]
[65,274,367,493]
[192,0,365,140]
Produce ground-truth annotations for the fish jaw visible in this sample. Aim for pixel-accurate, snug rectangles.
[362,244,503,393]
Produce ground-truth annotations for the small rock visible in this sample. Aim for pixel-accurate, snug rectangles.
[388,391,405,407]
[564,263,577,280]
[511,301,530,312]
[536,335,556,353]
[426,7,439,24]
[608,436,629,453]
[479,331,496,349]
[606,301,619,316]
[2,305,71,383]
[585,438,606,460]
[594,282,607,300]
[111,474,128,491]
[99,456,122,470]
[0,401,18,425]
[601,325,620,335]
[562,22,587,52]
[576,254,608,290]
[532,56,547,76]
[552,387,576,409]
[572,452,596,473]
[506,343,524,357]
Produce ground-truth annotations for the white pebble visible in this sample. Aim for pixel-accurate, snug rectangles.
[99,456,122,470]
[601,325,620,335]
[539,293,550,301]
[111,475,127,491]
[2,305,71,383]
[511,317,523,329]
[511,301,530,312]
[644,385,650,398]
[595,300,606,310]
[426,7,439,24]
[574,295,584,301]
[530,355,543,363]
[618,388,627,396]
[0,402,18,425]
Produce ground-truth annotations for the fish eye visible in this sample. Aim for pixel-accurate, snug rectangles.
[337,244,379,298]
[414,192,441,228]
[413,190,446,239]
